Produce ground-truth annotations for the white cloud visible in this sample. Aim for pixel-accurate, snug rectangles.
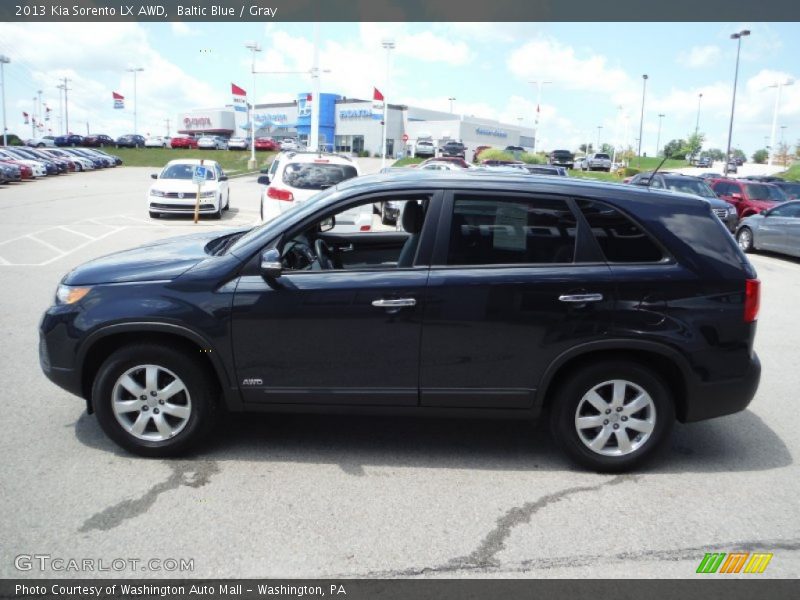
[678,45,721,69]
[170,22,199,37]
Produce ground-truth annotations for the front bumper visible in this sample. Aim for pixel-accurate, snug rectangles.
[681,352,761,422]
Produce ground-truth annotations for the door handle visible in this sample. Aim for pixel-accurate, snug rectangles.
[559,293,604,303]
[372,298,417,308]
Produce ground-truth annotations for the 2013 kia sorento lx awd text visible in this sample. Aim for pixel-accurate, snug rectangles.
[39,171,761,471]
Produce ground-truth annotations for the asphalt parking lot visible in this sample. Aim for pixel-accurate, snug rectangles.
[0,166,798,579]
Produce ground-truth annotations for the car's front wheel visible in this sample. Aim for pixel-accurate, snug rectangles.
[737,227,754,253]
[92,344,219,457]
[549,361,674,472]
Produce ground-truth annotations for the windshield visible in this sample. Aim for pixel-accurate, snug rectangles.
[160,164,216,180]
[282,163,358,190]
[228,185,345,255]
[744,183,787,202]
[663,178,716,198]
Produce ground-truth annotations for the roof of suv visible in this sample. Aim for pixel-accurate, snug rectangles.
[277,151,355,165]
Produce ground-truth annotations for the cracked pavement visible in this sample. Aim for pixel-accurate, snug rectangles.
[1,168,798,578]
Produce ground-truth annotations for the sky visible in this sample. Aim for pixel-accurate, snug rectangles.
[0,21,798,156]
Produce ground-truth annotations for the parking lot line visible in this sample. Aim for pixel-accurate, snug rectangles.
[58,226,96,241]
[25,235,68,256]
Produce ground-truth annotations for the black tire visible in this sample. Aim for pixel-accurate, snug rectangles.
[211,198,223,219]
[224,192,230,211]
[549,360,674,472]
[737,227,754,253]
[92,343,219,457]
[149,211,160,219]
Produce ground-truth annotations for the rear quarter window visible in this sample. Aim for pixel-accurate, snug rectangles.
[281,163,358,190]
[577,199,664,263]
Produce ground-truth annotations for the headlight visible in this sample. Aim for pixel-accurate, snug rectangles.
[56,284,92,305]
[200,190,216,198]
[729,206,737,215]
[150,189,166,197]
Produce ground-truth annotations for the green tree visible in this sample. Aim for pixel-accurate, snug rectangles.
[752,148,769,164]
[579,143,594,154]
[662,139,686,159]
[731,148,746,161]
[704,148,725,161]
[682,132,705,159]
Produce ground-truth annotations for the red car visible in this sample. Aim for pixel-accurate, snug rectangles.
[254,137,279,151]
[170,136,198,149]
[0,159,33,180]
[420,156,470,168]
[710,178,789,219]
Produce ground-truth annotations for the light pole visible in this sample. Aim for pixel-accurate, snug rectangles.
[656,113,665,157]
[0,55,9,147]
[596,125,603,152]
[637,74,648,158]
[724,29,750,175]
[448,97,456,113]
[60,77,71,134]
[695,93,703,136]
[612,105,623,166]
[529,80,552,154]
[244,41,262,169]
[127,67,144,135]
[767,78,793,166]
[381,39,395,169]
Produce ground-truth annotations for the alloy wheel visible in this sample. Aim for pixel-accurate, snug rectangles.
[111,364,192,441]
[574,379,656,457]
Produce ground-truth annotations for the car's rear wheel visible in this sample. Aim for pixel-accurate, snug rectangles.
[92,344,219,457]
[737,227,754,253]
[549,361,674,472]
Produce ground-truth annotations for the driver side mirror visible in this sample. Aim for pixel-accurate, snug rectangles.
[731,192,742,200]
[150,173,158,179]
[260,248,282,280]
[319,216,335,233]
[257,175,270,185]
[219,175,228,182]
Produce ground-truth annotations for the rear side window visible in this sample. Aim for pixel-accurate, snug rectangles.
[577,200,664,263]
[282,163,358,190]
[448,196,576,265]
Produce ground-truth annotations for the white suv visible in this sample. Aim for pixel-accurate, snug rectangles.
[258,152,370,232]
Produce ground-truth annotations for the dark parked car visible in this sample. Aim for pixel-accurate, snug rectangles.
[627,172,738,232]
[116,134,146,148]
[696,156,713,168]
[54,134,84,147]
[40,171,761,471]
[83,134,115,148]
[440,141,467,158]
[773,180,800,200]
[549,149,575,169]
[741,175,784,183]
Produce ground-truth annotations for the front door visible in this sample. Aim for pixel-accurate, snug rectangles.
[231,193,439,406]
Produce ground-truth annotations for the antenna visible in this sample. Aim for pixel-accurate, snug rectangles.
[646,152,673,188]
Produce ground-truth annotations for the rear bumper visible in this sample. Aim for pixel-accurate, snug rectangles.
[681,352,761,422]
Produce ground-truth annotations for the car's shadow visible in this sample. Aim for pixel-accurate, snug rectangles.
[74,408,791,475]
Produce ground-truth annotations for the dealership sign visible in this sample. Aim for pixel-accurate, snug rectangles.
[340,109,373,119]
[476,127,508,138]
[183,116,213,129]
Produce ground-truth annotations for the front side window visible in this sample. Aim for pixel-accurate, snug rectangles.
[281,162,358,190]
[577,200,664,263]
[768,203,800,218]
[663,177,716,198]
[447,196,576,266]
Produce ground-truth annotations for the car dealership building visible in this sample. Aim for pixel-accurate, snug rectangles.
[177,92,536,161]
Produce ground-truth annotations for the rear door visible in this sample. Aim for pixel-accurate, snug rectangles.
[419,190,615,409]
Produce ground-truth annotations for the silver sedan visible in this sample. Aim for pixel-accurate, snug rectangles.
[736,200,800,258]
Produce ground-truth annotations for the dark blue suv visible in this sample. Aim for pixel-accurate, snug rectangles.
[39,171,761,471]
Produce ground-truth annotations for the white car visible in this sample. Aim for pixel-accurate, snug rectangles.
[148,159,230,219]
[0,149,46,177]
[257,152,369,232]
[227,137,249,150]
[280,138,299,151]
[414,140,436,157]
[418,161,463,171]
[144,136,168,148]
[25,137,56,148]
[197,136,228,150]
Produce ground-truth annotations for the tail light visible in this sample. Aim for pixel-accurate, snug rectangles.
[360,225,371,231]
[267,187,294,201]
[744,279,760,323]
